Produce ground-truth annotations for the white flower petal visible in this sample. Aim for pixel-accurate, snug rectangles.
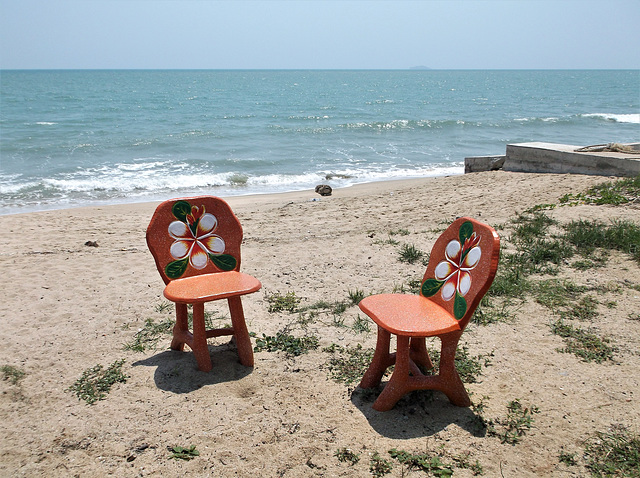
[458,272,472,296]
[202,235,225,254]
[445,240,461,261]
[170,240,190,260]
[168,221,190,239]
[190,249,209,269]
[197,213,218,236]
[464,246,482,269]
[441,280,456,301]
[435,261,454,280]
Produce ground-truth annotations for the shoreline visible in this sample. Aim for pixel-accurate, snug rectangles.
[0,174,462,217]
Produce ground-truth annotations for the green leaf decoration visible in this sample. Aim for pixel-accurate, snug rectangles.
[210,253,237,271]
[422,278,444,297]
[165,258,189,279]
[453,292,468,320]
[459,221,474,244]
[172,200,192,222]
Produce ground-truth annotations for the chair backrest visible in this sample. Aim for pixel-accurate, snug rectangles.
[420,217,500,330]
[146,196,243,285]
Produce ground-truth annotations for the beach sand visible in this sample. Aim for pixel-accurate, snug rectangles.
[1,171,639,477]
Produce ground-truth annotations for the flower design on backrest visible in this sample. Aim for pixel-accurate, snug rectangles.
[421,221,481,320]
[165,200,237,279]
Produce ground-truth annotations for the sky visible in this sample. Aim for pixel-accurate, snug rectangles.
[1,0,639,70]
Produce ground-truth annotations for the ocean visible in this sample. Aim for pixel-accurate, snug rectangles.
[0,69,638,215]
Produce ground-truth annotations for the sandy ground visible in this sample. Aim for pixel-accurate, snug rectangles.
[1,171,639,477]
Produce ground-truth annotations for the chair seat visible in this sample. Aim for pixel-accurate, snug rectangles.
[164,271,262,303]
[359,294,461,337]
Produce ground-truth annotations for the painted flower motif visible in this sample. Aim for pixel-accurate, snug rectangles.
[168,205,225,269]
[164,200,238,279]
[434,232,481,301]
[421,221,481,320]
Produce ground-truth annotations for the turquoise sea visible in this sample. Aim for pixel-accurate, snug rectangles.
[0,69,638,214]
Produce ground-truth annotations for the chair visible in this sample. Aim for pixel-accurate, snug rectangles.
[146,196,262,372]
[358,217,500,411]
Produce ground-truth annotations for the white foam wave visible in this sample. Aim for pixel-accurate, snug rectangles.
[583,113,640,124]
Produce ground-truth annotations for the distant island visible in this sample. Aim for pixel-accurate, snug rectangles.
[409,66,432,70]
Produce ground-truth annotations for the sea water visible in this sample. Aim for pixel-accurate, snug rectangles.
[0,69,638,214]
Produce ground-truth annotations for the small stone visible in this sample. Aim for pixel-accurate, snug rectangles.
[314,184,332,196]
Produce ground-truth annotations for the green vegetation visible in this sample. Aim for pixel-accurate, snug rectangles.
[254,332,319,356]
[352,315,371,334]
[472,296,515,326]
[550,320,615,363]
[428,345,492,384]
[1,365,26,385]
[488,399,540,445]
[265,290,302,313]
[124,317,174,352]
[67,359,128,405]
[564,219,640,264]
[334,447,360,465]
[369,452,393,477]
[168,445,200,460]
[558,451,577,466]
[389,449,453,477]
[560,174,640,206]
[398,243,425,264]
[585,425,640,477]
[347,288,365,305]
[324,344,375,385]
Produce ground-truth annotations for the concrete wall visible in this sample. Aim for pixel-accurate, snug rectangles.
[464,142,640,177]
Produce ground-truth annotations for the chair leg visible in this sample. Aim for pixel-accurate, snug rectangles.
[360,326,394,389]
[170,303,189,351]
[228,296,254,367]
[372,335,412,411]
[191,302,213,372]
[437,332,471,407]
[409,337,433,371]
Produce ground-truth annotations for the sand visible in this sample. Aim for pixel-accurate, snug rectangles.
[1,171,639,477]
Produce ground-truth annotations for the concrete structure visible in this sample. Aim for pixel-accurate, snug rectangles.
[465,142,640,177]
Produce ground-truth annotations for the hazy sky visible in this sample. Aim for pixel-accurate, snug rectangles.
[1,0,639,70]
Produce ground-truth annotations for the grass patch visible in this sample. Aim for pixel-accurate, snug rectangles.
[472,296,516,325]
[489,399,540,445]
[560,174,640,206]
[369,452,393,477]
[168,445,199,460]
[550,320,615,363]
[534,279,589,312]
[564,219,640,264]
[352,315,371,333]
[560,295,599,322]
[585,424,640,477]
[389,449,453,477]
[429,345,492,384]
[265,291,302,313]
[347,288,365,305]
[254,332,319,356]
[324,344,375,385]
[398,243,425,264]
[67,359,128,405]
[1,365,26,385]
[124,317,174,352]
[334,447,360,465]
[558,451,578,466]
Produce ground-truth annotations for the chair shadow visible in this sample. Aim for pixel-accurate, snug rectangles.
[132,343,252,394]
[350,386,487,439]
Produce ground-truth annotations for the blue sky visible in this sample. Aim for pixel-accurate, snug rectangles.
[1,0,639,69]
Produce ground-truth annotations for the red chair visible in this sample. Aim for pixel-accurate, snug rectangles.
[359,217,500,411]
[146,196,261,372]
